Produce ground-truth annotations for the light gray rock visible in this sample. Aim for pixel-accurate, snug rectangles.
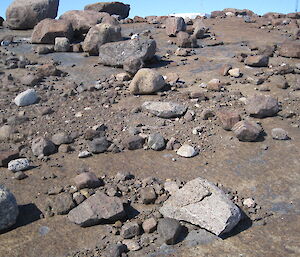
[232,120,262,142]
[32,137,56,157]
[14,89,38,107]
[8,158,30,172]
[51,132,72,145]
[6,0,59,29]
[121,221,141,239]
[159,177,241,235]
[176,145,197,158]
[0,125,14,141]
[165,17,186,36]
[142,101,187,118]
[148,133,166,151]
[246,95,279,118]
[0,185,19,231]
[129,68,165,94]
[54,37,70,52]
[271,128,289,140]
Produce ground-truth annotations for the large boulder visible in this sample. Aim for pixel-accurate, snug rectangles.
[6,0,59,29]
[98,38,156,67]
[165,17,186,36]
[142,101,187,118]
[83,23,122,55]
[278,41,300,58]
[246,95,279,118]
[0,185,19,231]
[129,68,165,94]
[59,10,109,36]
[68,191,126,227]
[84,2,130,19]
[232,120,262,142]
[159,178,241,236]
[31,18,73,44]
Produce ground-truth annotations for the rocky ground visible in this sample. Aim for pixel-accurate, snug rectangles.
[1,2,300,257]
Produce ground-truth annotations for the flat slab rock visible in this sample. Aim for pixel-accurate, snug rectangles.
[68,191,125,227]
[159,177,241,236]
[142,101,187,118]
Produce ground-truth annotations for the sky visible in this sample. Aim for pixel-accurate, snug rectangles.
[1,0,299,19]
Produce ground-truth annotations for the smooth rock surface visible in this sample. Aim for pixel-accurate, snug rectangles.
[14,89,38,107]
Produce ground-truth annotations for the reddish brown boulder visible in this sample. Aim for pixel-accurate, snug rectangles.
[165,17,186,37]
[217,111,241,131]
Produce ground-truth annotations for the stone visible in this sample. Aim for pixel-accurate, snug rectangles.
[246,95,279,118]
[148,133,166,151]
[59,10,109,36]
[129,68,165,95]
[0,151,19,167]
[165,17,186,36]
[176,145,197,158]
[207,79,223,91]
[20,74,41,86]
[68,191,126,227]
[244,55,269,67]
[142,101,187,118]
[31,18,74,44]
[51,132,72,145]
[109,243,127,257]
[0,185,19,231]
[6,0,59,29]
[13,171,28,180]
[157,218,182,245]
[193,20,207,39]
[271,128,289,140]
[83,23,122,55]
[164,181,180,195]
[123,58,144,75]
[49,193,75,215]
[121,221,141,239]
[122,239,141,251]
[140,187,157,204]
[211,11,226,18]
[0,125,14,141]
[243,198,256,208]
[54,37,70,52]
[123,136,145,150]
[88,137,111,153]
[98,38,156,67]
[32,137,56,157]
[116,72,131,81]
[84,2,130,19]
[228,68,241,78]
[142,218,157,233]
[73,172,103,189]
[176,31,197,48]
[78,151,92,158]
[160,178,241,236]
[14,89,38,107]
[36,45,53,54]
[217,110,241,131]
[270,76,289,89]
[8,158,30,172]
[232,120,262,142]
[201,109,215,120]
[278,41,300,58]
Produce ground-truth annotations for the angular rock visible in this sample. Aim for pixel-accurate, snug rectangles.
[148,133,165,151]
[0,185,19,231]
[50,193,75,215]
[176,31,197,48]
[278,41,300,58]
[6,0,59,29]
[165,17,186,36]
[207,79,223,91]
[14,89,38,107]
[217,110,241,131]
[88,137,111,153]
[51,132,72,145]
[193,20,207,39]
[271,128,289,140]
[129,68,165,95]
[228,68,241,78]
[0,151,19,167]
[0,125,14,141]
[32,137,56,157]
[31,18,74,44]
[232,120,262,142]
[142,101,187,118]
[84,2,130,19]
[121,221,141,239]
[68,191,126,227]
[176,145,197,158]
[160,178,241,236]
[244,55,269,67]
[246,95,279,118]
[8,158,30,172]
[140,187,157,204]
[98,38,156,67]
[73,172,103,189]
[54,37,70,52]
[83,23,122,55]
[123,58,144,75]
[157,218,182,245]
[142,218,157,233]
[122,136,145,150]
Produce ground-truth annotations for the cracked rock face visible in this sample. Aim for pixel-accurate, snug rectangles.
[160,177,241,235]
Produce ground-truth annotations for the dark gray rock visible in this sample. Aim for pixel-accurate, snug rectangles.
[88,137,111,153]
[121,221,141,239]
[84,2,130,19]
[122,136,145,150]
[32,137,56,157]
[157,218,182,245]
[148,133,165,151]
[49,193,75,215]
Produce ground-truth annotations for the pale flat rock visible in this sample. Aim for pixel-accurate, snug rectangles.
[142,101,187,118]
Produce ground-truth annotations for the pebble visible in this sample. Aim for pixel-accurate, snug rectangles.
[176,145,198,158]
[271,128,289,140]
[78,151,92,158]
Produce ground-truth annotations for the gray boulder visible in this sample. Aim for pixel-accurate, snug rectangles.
[165,17,186,36]
[148,133,166,151]
[142,101,187,118]
[0,185,19,231]
[246,95,279,118]
[68,191,126,227]
[88,137,111,153]
[232,120,262,142]
[159,177,241,236]
[84,2,130,19]
[98,38,156,67]
[6,0,59,29]
[32,137,56,157]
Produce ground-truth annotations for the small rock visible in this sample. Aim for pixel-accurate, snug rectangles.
[123,135,145,150]
[88,137,111,154]
[54,37,70,52]
[49,193,75,215]
[243,198,256,208]
[232,120,262,142]
[244,55,269,67]
[122,239,141,251]
[78,151,92,158]
[271,128,289,140]
[176,145,197,158]
[8,158,30,172]
[121,221,141,239]
[207,79,223,91]
[73,172,103,189]
[32,137,56,157]
[142,218,157,233]
[13,171,28,180]
[228,68,241,78]
[140,187,157,204]
[142,101,187,118]
[148,133,165,151]
[157,218,182,245]
[246,95,279,118]
[217,110,241,131]
[14,89,38,107]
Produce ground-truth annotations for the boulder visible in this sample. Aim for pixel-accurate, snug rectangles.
[165,17,186,36]
[14,89,38,107]
[84,2,130,19]
[6,0,59,29]
[142,218,157,233]
[232,120,262,142]
[31,18,73,44]
[278,41,300,58]
[59,10,109,36]
[176,31,197,48]
[193,20,207,39]
[98,38,156,67]
[244,55,269,67]
[160,178,241,236]
[68,191,126,227]
[83,23,122,55]
[0,185,19,231]
[246,95,279,118]
[31,137,56,156]
[142,101,187,118]
[217,110,241,131]
[129,68,165,94]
